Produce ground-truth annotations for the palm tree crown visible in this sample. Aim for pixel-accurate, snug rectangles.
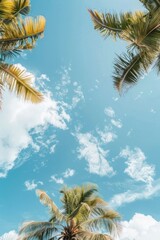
[89,0,160,92]
[0,0,46,107]
[18,183,121,240]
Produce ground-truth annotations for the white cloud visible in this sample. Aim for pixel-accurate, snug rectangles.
[0,88,70,178]
[111,119,122,128]
[98,128,117,144]
[71,85,84,108]
[0,231,18,240]
[75,131,114,176]
[50,175,64,184]
[25,180,43,191]
[63,168,75,178]
[120,213,160,240]
[120,146,155,185]
[110,178,160,208]
[104,107,115,118]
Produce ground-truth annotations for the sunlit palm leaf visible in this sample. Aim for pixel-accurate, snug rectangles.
[0,0,30,22]
[0,16,46,50]
[13,0,31,16]
[0,63,43,103]
[36,190,64,221]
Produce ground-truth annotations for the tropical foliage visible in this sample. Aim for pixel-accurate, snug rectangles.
[89,0,160,92]
[18,183,121,240]
[0,0,46,107]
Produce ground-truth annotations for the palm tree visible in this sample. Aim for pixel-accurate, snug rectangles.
[18,183,121,240]
[0,0,46,107]
[89,0,160,92]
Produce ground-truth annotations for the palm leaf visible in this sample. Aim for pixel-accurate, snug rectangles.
[139,0,160,11]
[0,0,30,21]
[0,16,46,50]
[0,63,43,103]
[88,9,123,39]
[154,54,160,73]
[82,208,121,236]
[12,0,31,16]
[36,190,64,221]
[78,231,112,240]
[69,202,91,224]
[18,221,57,240]
[113,51,153,91]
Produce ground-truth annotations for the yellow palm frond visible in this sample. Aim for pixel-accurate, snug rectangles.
[0,0,30,21]
[0,16,46,49]
[0,63,43,103]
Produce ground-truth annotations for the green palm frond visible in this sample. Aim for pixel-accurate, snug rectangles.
[154,54,160,73]
[69,202,91,224]
[0,16,46,51]
[0,0,30,22]
[82,208,121,236]
[18,221,57,240]
[0,63,43,103]
[60,184,99,215]
[36,190,64,221]
[139,0,160,11]
[113,51,154,91]
[88,9,126,39]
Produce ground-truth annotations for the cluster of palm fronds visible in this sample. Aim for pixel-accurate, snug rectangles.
[0,0,46,107]
[18,184,121,240]
[89,0,160,92]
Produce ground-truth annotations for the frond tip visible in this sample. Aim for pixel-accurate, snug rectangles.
[113,52,153,92]
[0,64,43,103]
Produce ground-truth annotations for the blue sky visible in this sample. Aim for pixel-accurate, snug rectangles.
[0,0,160,239]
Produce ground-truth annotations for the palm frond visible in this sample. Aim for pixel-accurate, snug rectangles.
[0,0,30,22]
[12,0,31,16]
[78,231,112,240]
[82,208,121,237]
[113,51,153,91]
[0,0,15,21]
[0,63,43,103]
[60,184,99,216]
[154,54,160,74]
[69,202,91,224]
[36,190,64,221]
[139,0,160,11]
[88,9,124,39]
[18,221,57,240]
[0,16,46,50]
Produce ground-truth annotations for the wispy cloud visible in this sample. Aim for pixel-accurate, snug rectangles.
[63,168,75,178]
[50,175,64,184]
[97,127,117,144]
[104,107,115,118]
[24,180,43,191]
[110,147,157,208]
[120,146,155,185]
[111,119,122,128]
[75,131,115,176]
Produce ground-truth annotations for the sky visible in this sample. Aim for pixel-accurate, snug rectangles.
[0,0,160,239]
